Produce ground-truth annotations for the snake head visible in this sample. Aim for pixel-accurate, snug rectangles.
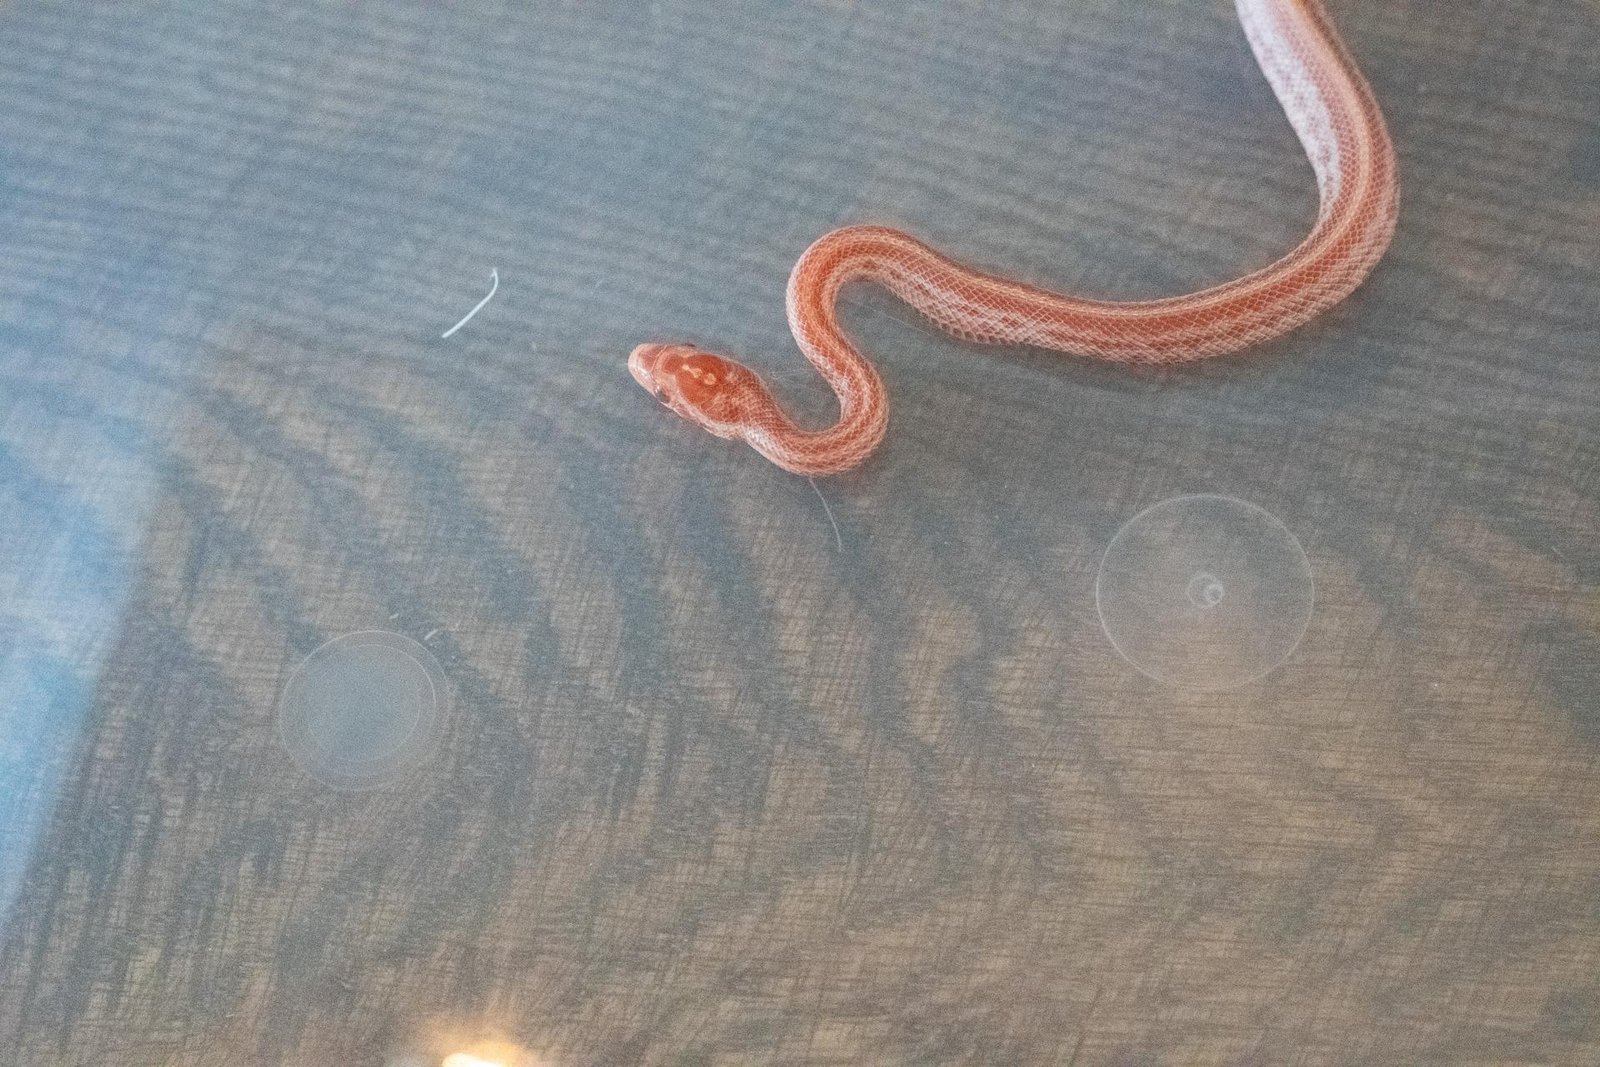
[629,342,758,441]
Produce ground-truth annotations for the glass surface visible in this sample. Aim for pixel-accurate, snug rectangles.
[1,1,1596,1063]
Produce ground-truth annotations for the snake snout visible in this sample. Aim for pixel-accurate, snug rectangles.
[628,343,666,392]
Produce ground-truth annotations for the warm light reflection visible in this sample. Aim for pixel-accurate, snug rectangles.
[440,1041,538,1067]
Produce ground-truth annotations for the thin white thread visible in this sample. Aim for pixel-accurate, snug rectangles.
[422,628,441,642]
[440,268,499,338]
[809,477,842,552]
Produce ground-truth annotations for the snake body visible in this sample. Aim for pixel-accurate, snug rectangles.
[630,0,1399,476]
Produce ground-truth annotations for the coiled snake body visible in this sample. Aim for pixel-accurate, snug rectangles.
[630,0,1399,476]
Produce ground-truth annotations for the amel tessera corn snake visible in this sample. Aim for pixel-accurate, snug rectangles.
[629,0,1399,477]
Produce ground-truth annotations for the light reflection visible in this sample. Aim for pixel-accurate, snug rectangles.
[442,1055,504,1067]
[439,1041,539,1067]
[0,411,153,931]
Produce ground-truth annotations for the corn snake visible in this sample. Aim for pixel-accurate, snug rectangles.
[630,0,1398,476]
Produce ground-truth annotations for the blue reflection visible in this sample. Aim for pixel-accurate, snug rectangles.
[0,432,143,926]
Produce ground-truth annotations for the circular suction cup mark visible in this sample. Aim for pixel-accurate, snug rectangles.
[1095,495,1313,689]
[277,630,448,790]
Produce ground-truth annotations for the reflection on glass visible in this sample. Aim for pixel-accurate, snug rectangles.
[439,1039,541,1067]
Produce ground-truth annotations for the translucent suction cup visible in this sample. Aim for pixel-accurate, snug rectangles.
[277,630,449,789]
[1096,495,1313,689]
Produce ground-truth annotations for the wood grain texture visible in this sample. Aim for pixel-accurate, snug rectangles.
[1,0,1597,1063]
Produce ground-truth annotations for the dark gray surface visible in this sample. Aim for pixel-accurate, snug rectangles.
[1,0,1598,1063]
